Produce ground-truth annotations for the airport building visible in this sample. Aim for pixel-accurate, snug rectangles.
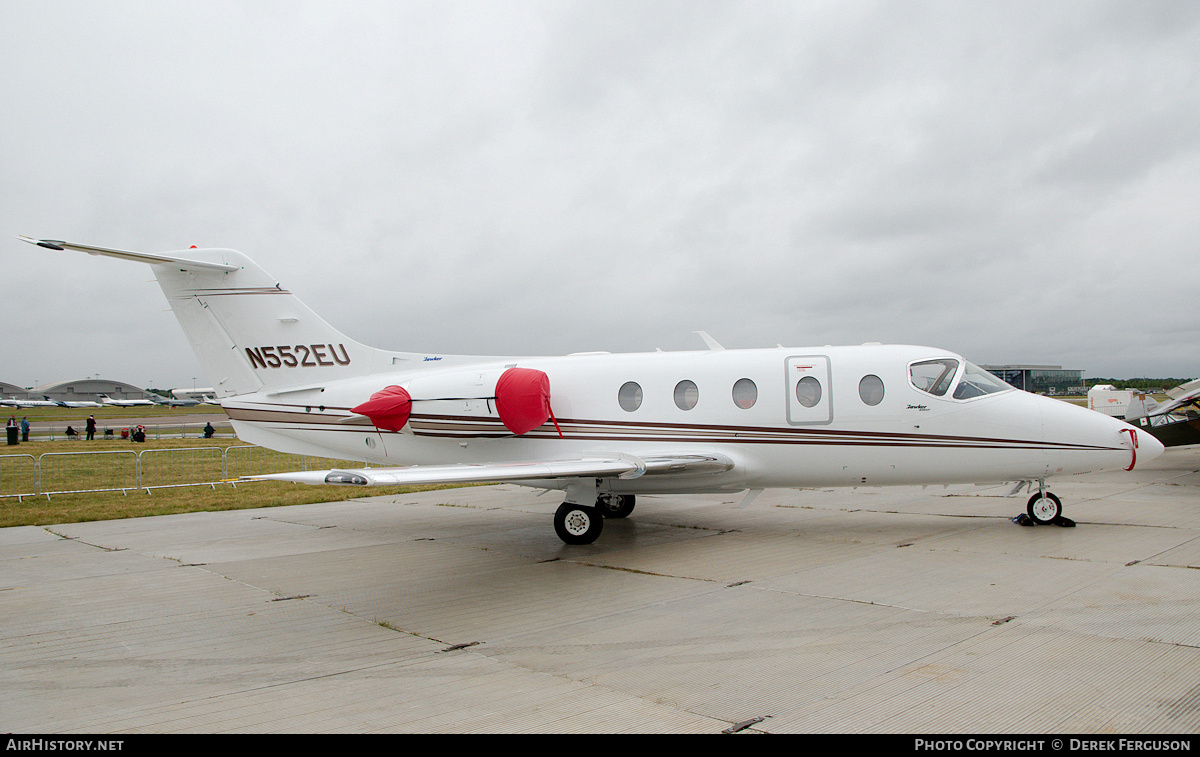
[0,381,29,400]
[981,364,1084,395]
[2,379,160,404]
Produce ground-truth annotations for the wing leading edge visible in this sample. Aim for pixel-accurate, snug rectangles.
[246,453,735,487]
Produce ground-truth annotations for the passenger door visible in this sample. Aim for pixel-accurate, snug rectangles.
[785,355,832,425]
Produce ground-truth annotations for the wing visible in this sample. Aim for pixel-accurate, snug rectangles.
[245,452,734,487]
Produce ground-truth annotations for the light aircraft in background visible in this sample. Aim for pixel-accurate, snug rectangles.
[19,236,1164,544]
[1125,379,1200,448]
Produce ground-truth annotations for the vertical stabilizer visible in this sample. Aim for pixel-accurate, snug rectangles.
[151,248,381,397]
[19,238,393,398]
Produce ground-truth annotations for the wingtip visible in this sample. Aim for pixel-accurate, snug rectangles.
[16,235,65,250]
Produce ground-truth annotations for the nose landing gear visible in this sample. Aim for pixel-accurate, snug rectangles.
[1013,482,1075,527]
[1027,491,1063,525]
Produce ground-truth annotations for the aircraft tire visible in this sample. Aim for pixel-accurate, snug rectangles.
[555,502,604,545]
[596,493,635,519]
[1026,492,1062,525]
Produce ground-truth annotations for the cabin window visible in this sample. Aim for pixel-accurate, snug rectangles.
[618,381,643,412]
[910,359,959,396]
[795,376,822,408]
[732,378,757,409]
[953,362,1011,400]
[859,375,885,406]
[674,380,699,411]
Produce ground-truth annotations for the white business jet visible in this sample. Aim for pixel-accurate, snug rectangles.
[97,394,158,407]
[4,396,61,408]
[57,399,103,408]
[19,236,1163,544]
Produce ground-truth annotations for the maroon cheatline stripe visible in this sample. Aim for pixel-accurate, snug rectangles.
[222,404,1121,452]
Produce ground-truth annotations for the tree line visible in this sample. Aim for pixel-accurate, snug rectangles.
[1084,378,1194,392]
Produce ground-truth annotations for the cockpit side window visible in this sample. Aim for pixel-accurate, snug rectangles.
[910,359,959,396]
[952,362,1012,400]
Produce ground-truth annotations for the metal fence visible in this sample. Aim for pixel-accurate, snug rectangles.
[0,454,37,499]
[0,446,370,500]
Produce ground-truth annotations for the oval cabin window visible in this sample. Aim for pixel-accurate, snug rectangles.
[859,375,885,406]
[732,378,758,409]
[795,376,822,408]
[618,381,643,412]
[674,380,699,411]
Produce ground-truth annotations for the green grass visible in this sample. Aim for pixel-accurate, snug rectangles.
[0,433,482,528]
[0,479,477,528]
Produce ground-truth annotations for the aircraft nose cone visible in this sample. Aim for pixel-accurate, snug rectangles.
[1134,426,1165,464]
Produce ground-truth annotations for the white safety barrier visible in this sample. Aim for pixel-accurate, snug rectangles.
[0,446,371,500]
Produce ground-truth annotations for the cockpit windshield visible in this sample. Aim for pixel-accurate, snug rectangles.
[952,361,1012,399]
[910,358,959,396]
[910,359,1012,400]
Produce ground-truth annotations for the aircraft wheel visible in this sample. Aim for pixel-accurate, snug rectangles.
[1026,492,1062,525]
[596,493,635,519]
[555,502,604,545]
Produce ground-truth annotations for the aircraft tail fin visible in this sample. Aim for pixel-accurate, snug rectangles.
[20,237,393,398]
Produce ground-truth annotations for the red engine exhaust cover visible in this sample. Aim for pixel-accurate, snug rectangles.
[352,385,412,432]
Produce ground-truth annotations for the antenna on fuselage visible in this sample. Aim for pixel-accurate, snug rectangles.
[695,331,725,351]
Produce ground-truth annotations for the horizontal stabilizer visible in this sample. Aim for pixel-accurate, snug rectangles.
[245,452,734,487]
[17,236,240,272]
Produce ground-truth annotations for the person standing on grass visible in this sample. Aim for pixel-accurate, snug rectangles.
[20,417,29,442]
[86,415,96,441]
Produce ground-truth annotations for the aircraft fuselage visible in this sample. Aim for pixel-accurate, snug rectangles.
[223,344,1145,495]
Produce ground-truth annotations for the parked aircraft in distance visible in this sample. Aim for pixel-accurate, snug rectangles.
[164,394,216,407]
[20,236,1165,544]
[1,395,61,408]
[97,393,158,407]
[57,399,103,408]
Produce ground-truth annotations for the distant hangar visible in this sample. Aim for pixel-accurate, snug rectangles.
[0,378,158,404]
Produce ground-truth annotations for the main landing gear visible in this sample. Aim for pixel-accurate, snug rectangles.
[553,494,637,545]
[1013,482,1075,527]
[596,493,636,519]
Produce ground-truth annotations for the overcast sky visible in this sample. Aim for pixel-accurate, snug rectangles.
[3,0,1198,392]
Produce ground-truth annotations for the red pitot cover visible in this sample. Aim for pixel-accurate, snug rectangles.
[495,367,553,436]
[352,385,412,432]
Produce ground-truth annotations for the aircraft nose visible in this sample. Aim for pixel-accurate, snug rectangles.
[1131,425,1165,466]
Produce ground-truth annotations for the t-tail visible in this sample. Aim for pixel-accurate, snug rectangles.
[18,237,413,397]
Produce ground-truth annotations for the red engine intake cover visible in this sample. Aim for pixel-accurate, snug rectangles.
[495,367,552,436]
